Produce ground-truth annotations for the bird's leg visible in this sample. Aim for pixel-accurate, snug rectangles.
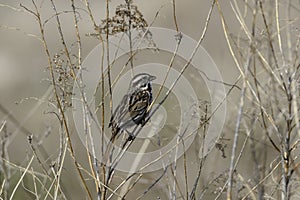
[140,111,152,126]
[124,129,135,141]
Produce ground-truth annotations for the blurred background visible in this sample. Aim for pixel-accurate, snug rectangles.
[1,0,299,199]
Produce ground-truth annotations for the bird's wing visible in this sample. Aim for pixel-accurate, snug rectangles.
[128,90,150,123]
[109,90,151,130]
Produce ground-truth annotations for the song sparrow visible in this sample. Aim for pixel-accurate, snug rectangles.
[109,73,156,140]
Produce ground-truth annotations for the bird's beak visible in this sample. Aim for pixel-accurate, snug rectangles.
[149,75,156,81]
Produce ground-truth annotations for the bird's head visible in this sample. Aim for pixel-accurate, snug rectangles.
[129,73,156,92]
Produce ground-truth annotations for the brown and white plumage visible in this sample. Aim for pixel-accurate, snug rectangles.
[109,73,156,140]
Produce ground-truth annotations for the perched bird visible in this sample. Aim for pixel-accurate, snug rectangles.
[109,73,156,141]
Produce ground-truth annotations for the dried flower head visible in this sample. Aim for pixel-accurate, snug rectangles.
[50,52,74,108]
[98,0,148,35]
[94,0,157,49]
